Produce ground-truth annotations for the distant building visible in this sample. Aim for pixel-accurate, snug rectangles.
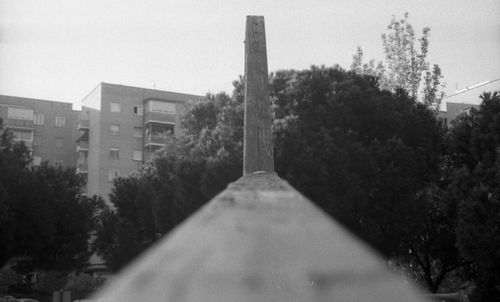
[0,95,78,168]
[440,80,500,125]
[441,102,479,126]
[1,83,203,203]
[78,83,202,201]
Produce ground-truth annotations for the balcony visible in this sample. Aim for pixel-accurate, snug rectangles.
[144,135,168,148]
[77,120,90,130]
[76,141,89,152]
[144,111,176,125]
[76,163,88,174]
[5,120,34,130]
[12,138,33,150]
[9,128,34,150]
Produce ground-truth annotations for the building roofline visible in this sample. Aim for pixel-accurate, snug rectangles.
[79,82,103,104]
[100,82,204,99]
[445,101,480,105]
[0,94,74,106]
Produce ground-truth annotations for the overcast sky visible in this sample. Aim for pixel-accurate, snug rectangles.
[1,0,499,109]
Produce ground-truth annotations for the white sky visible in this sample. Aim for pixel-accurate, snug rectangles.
[1,0,499,110]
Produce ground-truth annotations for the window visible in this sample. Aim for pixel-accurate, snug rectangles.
[55,116,66,127]
[34,114,44,125]
[133,105,143,116]
[110,102,121,113]
[108,169,120,182]
[55,137,64,148]
[133,150,143,161]
[34,136,42,146]
[8,107,33,120]
[109,147,119,159]
[110,124,120,136]
[133,127,143,138]
[149,100,175,114]
[32,156,42,166]
[54,160,64,167]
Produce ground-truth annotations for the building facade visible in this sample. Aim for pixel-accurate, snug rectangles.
[77,83,202,201]
[441,102,479,126]
[0,95,78,168]
[440,80,500,126]
[1,83,202,202]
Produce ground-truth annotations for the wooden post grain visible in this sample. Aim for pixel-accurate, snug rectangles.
[244,16,274,175]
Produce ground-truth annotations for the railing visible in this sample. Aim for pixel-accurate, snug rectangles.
[4,119,34,130]
[76,163,88,174]
[144,134,169,147]
[144,111,176,125]
[77,141,89,152]
[93,16,429,302]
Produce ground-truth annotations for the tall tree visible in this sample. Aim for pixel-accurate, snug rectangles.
[269,67,459,293]
[446,91,500,300]
[351,13,445,110]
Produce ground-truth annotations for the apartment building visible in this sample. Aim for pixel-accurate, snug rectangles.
[441,102,479,126]
[0,95,78,168]
[439,81,500,126]
[78,83,202,201]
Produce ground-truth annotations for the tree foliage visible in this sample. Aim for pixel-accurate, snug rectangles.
[94,90,246,272]
[351,13,445,110]
[0,121,32,266]
[98,66,463,293]
[446,91,500,300]
[270,66,461,292]
[0,120,100,272]
[8,164,99,272]
[65,272,105,300]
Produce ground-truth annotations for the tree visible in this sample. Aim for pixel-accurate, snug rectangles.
[9,163,98,272]
[98,65,458,292]
[94,92,243,271]
[0,120,32,267]
[93,168,158,272]
[0,122,99,270]
[446,91,500,300]
[270,66,463,292]
[65,272,105,300]
[351,13,445,111]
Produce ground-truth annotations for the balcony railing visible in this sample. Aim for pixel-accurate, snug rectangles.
[144,134,169,148]
[76,163,88,174]
[5,120,34,130]
[92,16,428,302]
[144,111,176,125]
[76,141,89,152]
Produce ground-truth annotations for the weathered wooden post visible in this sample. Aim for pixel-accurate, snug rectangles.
[244,16,274,174]
[92,16,430,302]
